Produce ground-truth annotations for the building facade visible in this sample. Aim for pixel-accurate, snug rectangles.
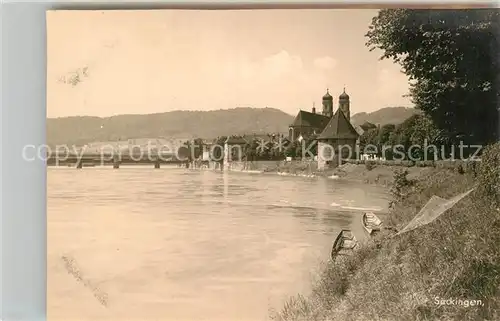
[288,102,331,142]
[316,89,360,169]
[288,88,360,167]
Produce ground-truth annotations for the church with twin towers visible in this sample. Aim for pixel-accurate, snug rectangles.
[288,87,361,168]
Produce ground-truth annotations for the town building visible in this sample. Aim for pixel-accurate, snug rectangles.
[288,90,333,142]
[317,88,360,169]
[223,135,248,168]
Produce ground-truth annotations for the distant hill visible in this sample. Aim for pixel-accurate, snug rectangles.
[47,106,421,146]
[351,107,420,127]
[47,107,294,146]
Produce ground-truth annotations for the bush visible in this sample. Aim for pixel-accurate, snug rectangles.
[423,160,435,167]
[365,160,376,171]
[477,143,500,206]
[389,168,414,209]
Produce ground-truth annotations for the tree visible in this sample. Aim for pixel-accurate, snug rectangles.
[192,138,204,159]
[211,136,227,163]
[257,140,271,160]
[378,124,396,145]
[366,9,499,147]
[285,140,301,159]
[304,139,318,158]
[360,127,380,155]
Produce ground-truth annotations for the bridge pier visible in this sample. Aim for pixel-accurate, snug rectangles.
[75,156,84,169]
[113,155,120,169]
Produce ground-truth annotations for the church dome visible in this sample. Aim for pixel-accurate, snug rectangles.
[323,89,333,100]
[339,88,349,100]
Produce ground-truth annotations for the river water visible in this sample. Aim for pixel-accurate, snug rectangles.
[48,166,389,321]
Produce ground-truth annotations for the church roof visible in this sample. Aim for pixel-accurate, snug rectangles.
[290,110,330,130]
[339,90,349,100]
[323,89,333,100]
[317,108,360,140]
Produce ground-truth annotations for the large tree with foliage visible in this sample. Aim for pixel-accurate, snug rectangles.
[366,9,499,146]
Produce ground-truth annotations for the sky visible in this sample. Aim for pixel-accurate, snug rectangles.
[46,9,412,118]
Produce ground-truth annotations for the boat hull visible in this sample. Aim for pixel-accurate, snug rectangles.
[362,212,382,235]
[331,229,358,259]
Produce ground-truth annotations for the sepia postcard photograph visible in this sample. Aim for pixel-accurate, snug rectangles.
[45,7,499,321]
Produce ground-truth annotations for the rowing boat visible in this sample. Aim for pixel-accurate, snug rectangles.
[362,212,383,235]
[331,229,358,259]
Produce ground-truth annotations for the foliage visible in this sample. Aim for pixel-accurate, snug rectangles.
[284,140,311,159]
[284,141,299,158]
[303,139,318,158]
[359,128,380,155]
[378,123,396,145]
[214,134,291,162]
[389,168,413,209]
[366,9,500,146]
[365,160,376,171]
[477,142,500,206]
[178,138,204,161]
[360,113,450,160]
[210,136,227,162]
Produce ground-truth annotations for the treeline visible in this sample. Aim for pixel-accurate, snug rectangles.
[358,114,473,161]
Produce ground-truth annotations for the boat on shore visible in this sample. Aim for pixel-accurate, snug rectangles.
[362,212,383,235]
[331,229,358,259]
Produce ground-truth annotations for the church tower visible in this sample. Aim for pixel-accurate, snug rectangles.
[338,87,350,120]
[322,89,333,118]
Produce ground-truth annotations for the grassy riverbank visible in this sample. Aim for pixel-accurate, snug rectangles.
[257,160,434,186]
[271,143,500,321]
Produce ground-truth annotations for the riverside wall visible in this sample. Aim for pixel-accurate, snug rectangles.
[208,159,318,173]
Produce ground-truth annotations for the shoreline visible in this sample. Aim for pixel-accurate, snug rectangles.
[217,161,437,187]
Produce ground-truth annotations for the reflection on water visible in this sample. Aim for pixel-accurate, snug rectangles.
[48,167,389,321]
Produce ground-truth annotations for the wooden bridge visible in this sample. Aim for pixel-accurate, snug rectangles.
[46,153,208,169]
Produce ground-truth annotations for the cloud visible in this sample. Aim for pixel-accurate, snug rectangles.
[217,50,343,113]
[223,50,304,81]
[262,50,303,78]
[313,56,337,70]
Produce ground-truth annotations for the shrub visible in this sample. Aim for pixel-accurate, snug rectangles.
[389,168,413,209]
[477,143,500,206]
[423,160,435,167]
[365,160,376,171]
